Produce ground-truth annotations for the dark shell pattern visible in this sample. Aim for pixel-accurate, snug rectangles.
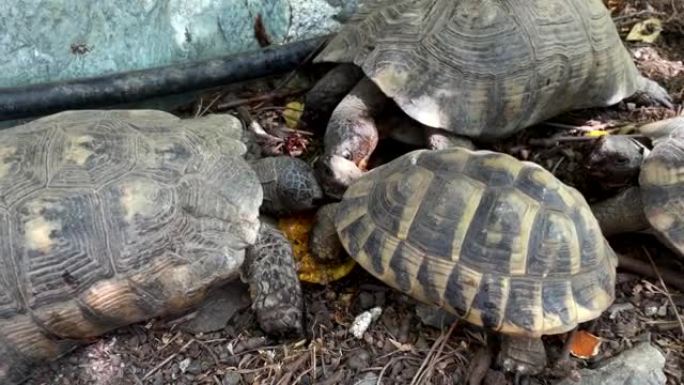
[0,110,261,372]
[315,0,643,140]
[335,148,618,336]
[640,128,684,256]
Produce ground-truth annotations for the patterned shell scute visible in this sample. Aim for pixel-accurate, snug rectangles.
[335,148,617,336]
[0,110,260,324]
[315,0,641,139]
[639,129,684,256]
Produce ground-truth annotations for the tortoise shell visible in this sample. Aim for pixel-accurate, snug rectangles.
[316,0,645,139]
[0,110,261,376]
[334,148,618,336]
[640,126,684,256]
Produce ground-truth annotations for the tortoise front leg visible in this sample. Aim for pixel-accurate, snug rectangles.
[243,221,304,337]
[497,335,548,380]
[301,63,365,133]
[316,77,389,198]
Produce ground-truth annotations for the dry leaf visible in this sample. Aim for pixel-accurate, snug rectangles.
[626,18,663,43]
[584,129,609,137]
[569,330,602,359]
[278,213,356,284]
[283,101,304,129]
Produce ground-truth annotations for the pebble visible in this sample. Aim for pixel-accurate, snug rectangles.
[222,372,243,385]
[556,342,666,385]
[345,349,371,370]
[350,307,382,339]
[351,372,379,385]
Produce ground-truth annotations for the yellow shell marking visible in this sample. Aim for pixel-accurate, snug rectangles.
[65,135,96,166]
[0,146,17,178]
[393,168,433,240]
[641,159,684,187]
[446,178,485,261]
[121,180,159,222]
[504,191,540,276]
[24,201,61,253]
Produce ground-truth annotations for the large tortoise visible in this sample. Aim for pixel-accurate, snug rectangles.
[324,147,618,379]
[588,118,684,258]
[305,0,672,197]
[0,110,319,384]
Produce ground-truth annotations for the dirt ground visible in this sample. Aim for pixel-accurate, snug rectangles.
[24,1,684,385]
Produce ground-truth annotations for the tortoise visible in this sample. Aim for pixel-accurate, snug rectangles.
[0,110,321,385]
[588,117,684,258]
[304,0,673,197]
[313,147,618,379]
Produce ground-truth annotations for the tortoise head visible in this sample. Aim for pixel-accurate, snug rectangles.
[315,154,364,199]
[586,136,645,189]
[315,116,379,199]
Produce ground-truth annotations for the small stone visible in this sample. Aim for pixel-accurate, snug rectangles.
[222,372,242,385]
[351,372,379,385]
[657,305,668,317]
[185,360,202,375]
[350,307,382,339]
[556,342,666,385]
[179,358,191,373]
[346,349,371,370]
[152,372,164,385]
[642,300,659,317]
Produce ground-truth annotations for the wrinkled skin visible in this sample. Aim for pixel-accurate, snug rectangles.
[310,70,474,198]
[314,77,386,198]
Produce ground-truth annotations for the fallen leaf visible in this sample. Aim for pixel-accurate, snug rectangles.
[584,129,609,137]
[278,213,356,284]
[283,101,304,129]
[626,18,663,43]
[569,330,602,359]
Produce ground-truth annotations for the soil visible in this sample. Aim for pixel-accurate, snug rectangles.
[24,1,684,385]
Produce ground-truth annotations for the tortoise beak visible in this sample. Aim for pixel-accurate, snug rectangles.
[315,155,364,199]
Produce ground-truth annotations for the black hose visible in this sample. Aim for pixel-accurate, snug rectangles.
[0,36,329,121]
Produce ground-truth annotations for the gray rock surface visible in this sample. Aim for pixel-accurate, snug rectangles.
[0,0,359,88]
[556,342,667,385]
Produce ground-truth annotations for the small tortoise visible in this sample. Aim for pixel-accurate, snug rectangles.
[323,147,618,378]
[589,118,684,258]
[306,0,672,197]
[0,110,320,384]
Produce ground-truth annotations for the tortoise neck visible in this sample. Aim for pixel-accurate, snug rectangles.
[590,187,649,236]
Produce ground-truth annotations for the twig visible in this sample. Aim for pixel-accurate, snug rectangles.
[612,10,666,23]
[216,89,307,111]
[410,320,458,385]
[196,92,226,118]
[142,339,195,381]
[528,134,647,146]
[195,338,220,366]
[617,253,684,292]
[642,247,684,336]
[376,356,413,385]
